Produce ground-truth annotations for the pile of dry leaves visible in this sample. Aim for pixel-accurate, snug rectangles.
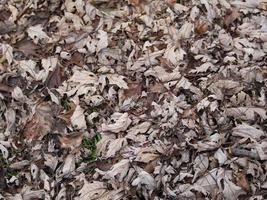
[1,0,267,199]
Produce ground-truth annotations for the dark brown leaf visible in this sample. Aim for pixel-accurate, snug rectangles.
[15,39,40,57]
[0,21,16,35]
[46,66,63,89]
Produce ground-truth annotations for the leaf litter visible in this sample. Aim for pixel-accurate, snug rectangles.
[1,0,267,199]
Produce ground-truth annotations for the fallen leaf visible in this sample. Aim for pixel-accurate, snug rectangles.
[132,169,156,190]
[224,8,240,26]
[27,24,49,43]
[195,20,209,35]
[232,124,264,140]
[102,113,132,133]
[71,105,87,130]
[106,138,127,158]
[1,43,13,64]
[15,39,40,57]
[236,171,251,193]
[23,102,54,141]
[59,132,83,150]
[106,74,128,89]
[58,102,76,124]
[225,107,267,120]
[129,0,140,6]
[46,66,63,89]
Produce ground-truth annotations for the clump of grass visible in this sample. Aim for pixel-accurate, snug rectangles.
[61,98,71,111]
[82,134,101,162]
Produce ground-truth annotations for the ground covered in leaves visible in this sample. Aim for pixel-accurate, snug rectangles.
[1,0,267,199]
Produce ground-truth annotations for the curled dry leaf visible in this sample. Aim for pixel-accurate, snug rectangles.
[195,20,209,35]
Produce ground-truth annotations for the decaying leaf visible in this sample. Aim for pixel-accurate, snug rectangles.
[23,102,54,141]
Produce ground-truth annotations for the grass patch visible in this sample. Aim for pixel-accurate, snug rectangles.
[61,98,71,111]
[82,134,101,162]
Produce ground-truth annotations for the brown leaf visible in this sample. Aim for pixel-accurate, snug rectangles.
[149,82,167,94]
[46,66,63,89]
[0,83,14,93]
[59,132,83,150]
[144,159,158,173]
[15,39,40,57]
[23,102,54,141]
[0,8,11,21]
[182,107,197,119]
[195,20,209,35]
[236,171,251,193]
[160,58,175,72]
[166,0,176,6]
[58,102,76,124]
[224,8,240,27]
[65,52,84,67]
[129,0,140,6]
[0,21,16,35]
[123,82,142,99]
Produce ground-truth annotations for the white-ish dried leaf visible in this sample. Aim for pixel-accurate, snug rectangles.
[225,107,267,120]
[105,74,128,89]
[71,105,87,130]
[1,43,13,64]
[102,113,132,133]
[61,154,75,177]
[27,24,49,43]
[233,124,264,140]
[96,30,108,52]
[190,62,214,73]
[102,159,130,182]
[163,46,186,65]
[106,138,127,158]
[214,148,228,166]
[132,169,156,190]
[77,180,106,200]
